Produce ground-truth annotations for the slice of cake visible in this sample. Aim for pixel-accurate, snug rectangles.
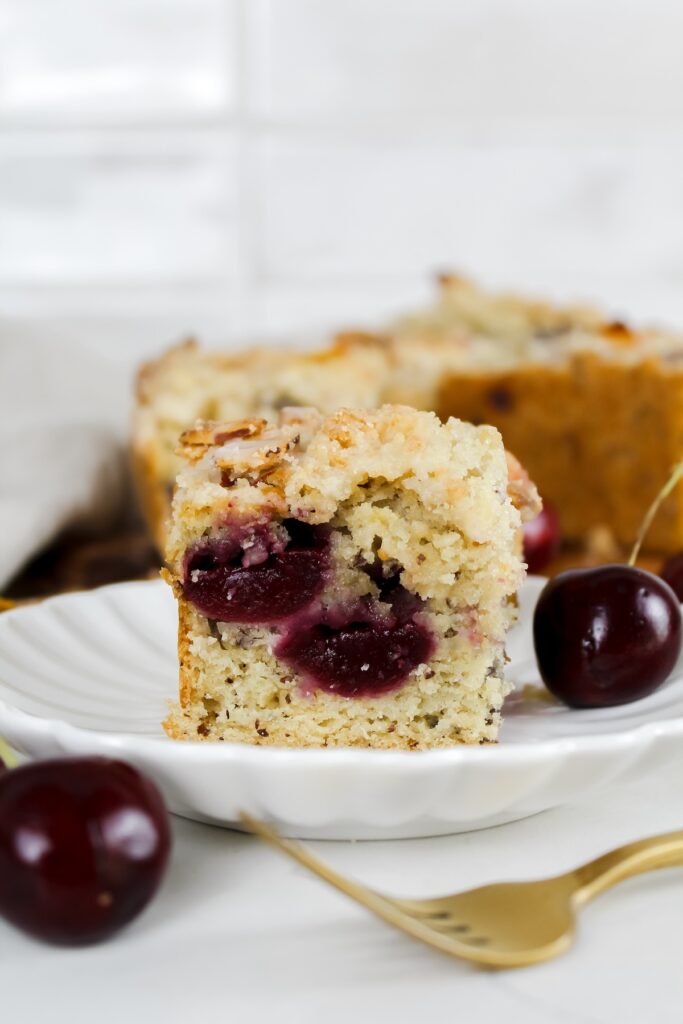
[163,405,538,749]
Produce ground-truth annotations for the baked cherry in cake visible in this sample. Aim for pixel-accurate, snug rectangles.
[183,519,329,624]
[276,591,435,698]
[522,501,561,574]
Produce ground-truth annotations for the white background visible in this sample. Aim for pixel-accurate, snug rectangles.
[3,0,683,356]
[3,6,683,1019]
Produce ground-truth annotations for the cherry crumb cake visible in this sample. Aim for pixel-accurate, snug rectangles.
[163,405,539,749]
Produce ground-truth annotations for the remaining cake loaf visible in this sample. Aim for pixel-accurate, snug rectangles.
[391,276,683,551]
[134,274,683,554]
[163,405,538,749]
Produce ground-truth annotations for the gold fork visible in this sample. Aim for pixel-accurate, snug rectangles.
[240,813,683,969]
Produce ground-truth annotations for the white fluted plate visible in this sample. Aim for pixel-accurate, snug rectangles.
[0,577,682,839]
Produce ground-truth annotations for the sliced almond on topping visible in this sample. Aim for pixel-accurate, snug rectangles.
[176,419,268,461]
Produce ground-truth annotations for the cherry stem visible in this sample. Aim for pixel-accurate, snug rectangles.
[0,737,18,768]
[628,461,683,567]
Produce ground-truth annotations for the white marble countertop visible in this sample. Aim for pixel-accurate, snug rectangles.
[3,766,683,1024]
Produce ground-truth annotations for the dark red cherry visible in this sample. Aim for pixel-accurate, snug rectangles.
[533,565,682,708]
[359,554,402,592]
[276,603,434,697]
[660,553,683,602]
[183,519,328,624]
[0,757,171,946]
[523,501,561,574]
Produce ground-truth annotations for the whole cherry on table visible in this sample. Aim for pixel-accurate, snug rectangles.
[0,755,171,946]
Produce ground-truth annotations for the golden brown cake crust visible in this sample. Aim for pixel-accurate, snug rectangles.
[130,435,170,553]
[436,354,683,550]
[132,340,202,550]
[394,275,683,551]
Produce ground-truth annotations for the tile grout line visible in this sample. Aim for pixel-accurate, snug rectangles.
[2,113,681,145]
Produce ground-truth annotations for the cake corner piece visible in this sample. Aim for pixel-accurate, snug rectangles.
[163,404,536,749]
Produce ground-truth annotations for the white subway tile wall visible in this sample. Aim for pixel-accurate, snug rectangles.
[1,0,683,352]
[251,0,683,123]
[0,132,238,284]
[0,0,235,122]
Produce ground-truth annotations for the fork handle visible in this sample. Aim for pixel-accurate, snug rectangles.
[573,829,683,905]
